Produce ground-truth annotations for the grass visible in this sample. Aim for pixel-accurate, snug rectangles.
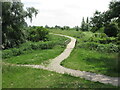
[49,29,119,77]
[3,34,69,65]
[61,48,119,77]
[49,29,83,37]
[2,29,119,88]
[2,64,118,88]
[3,46,64,65]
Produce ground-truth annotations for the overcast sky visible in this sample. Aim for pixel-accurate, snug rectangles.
[21,0,112,27]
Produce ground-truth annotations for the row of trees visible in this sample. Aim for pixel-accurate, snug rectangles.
[45,25,70,30]
[81,0,120,37]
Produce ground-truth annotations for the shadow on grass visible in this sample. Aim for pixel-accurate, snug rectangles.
[84,55,120,77]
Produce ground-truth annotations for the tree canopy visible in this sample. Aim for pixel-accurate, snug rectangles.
[2,1,38,49]
[89,0,120,36]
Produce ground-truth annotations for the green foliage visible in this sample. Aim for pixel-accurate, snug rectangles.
[28,26,49,42]
[78,42,119,53]
[3,34,69,59]
[117,33,120,44]
[2,2,38,49]
[81,17,90,31]
[90,0,120,34]
[106,0,120,27]
[73,31,119,53]
[90,11,104,32]
[2,41,55,59]
[81,17,86,31]
[92,33,107,38]
[104,23,119,37]
[89,37,117,44]
[74,26,80,31]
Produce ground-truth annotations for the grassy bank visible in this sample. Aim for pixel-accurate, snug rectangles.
[49,29,119,77]
[3,34,69,65]
[61,48,119,77]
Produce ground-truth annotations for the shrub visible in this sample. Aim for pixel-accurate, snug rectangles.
[96,44,106,52]
[2,41,56,59]
[28,26,49,42]
[93,33,107,38]
[104,23,119,37]
[11,48,23,56]
[78,42,98,50]
[89,36,116,44]
[78,42,118,53]
[2,50,13,58]
[106,44,119,53]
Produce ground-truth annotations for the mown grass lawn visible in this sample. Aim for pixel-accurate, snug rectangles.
[2,64,117,88]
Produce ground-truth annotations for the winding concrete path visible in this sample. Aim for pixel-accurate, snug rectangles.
[18,34,120,86]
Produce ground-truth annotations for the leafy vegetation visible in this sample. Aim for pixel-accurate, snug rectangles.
[90,0,120,37]
[2,0,120,88]
[3,34,69,65]
[2,2,38,49]
[28,26,49,42]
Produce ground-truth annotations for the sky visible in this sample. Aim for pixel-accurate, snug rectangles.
[21,0,112,27]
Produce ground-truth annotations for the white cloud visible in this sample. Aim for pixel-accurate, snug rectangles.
[21,0,112,27]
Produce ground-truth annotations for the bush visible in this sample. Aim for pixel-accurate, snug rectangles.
[96,44,107,52]
[104,23,119,37]
[11,48,23,56]
[28,26,49,42]
[78,42,118,53]
[93,33,107,38]
[89,36,116,44]
[78,42,99,50]
[2,41,56,59]
[106,44,119,53]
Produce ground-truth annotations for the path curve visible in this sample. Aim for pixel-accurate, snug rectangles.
[18,34,119,86]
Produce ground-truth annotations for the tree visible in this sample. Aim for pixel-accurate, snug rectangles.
[45,25,49,28]
[74,26,79,31]
[81,17,90,31]
[81,17,86,31]
[103,0,120,36]
[63,26,70,30]
[105,0,120,27]
[90,11,104,32]
[2,1,38,49]
[86,17,90,31]
[90,0,120,33]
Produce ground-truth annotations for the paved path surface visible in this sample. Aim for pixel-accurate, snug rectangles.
[18,34,120,86]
